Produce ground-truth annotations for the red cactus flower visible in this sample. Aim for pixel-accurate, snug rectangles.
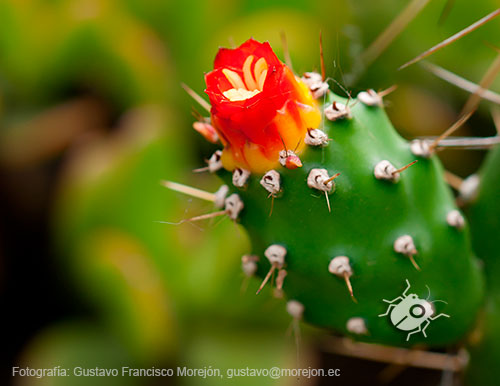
[204,39,321,173]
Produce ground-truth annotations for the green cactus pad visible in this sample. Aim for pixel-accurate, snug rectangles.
[217,91,484,347]
[465,144,500,385]
[467,144,500,291]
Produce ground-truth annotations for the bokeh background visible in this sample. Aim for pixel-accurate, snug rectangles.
[1,0,499,385]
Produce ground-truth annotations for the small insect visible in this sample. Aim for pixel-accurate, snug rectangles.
[379,279,450,341]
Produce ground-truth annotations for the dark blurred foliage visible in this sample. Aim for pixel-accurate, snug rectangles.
[0,0,499,385]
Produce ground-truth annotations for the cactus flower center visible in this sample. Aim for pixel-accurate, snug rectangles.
[221,56,268,101]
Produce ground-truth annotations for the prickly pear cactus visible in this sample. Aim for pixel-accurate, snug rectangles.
[464,144,500,386]
[183,39,484,347]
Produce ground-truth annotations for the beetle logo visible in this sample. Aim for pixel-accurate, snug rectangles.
[379,279,450,341]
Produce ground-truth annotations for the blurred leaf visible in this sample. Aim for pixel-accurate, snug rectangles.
[181,325,313,386]
[0,0,174,108]
[0,98,107,169]
[15,322,140,386]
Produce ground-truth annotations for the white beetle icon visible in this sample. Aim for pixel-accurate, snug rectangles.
[379,279,450,341]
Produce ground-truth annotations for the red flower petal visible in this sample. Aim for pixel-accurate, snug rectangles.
[203,39,321,172]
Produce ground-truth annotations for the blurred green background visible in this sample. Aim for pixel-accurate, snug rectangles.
[1,0,499,385]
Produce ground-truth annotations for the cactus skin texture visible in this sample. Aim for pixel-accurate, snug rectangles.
[193,39,485,347]
[465,145,500,386]
[467,145,500,291]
